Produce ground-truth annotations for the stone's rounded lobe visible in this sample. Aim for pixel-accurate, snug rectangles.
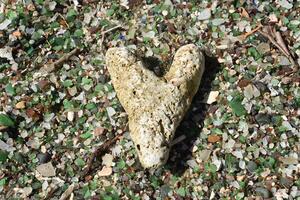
[106,44,205,168]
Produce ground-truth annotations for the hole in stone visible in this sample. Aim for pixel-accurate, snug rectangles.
[133,91,136,95]
[158,119,165,135]
[140,56,165,77]
[137,144,140,150]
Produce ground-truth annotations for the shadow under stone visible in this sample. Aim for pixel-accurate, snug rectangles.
[165,53,221,176]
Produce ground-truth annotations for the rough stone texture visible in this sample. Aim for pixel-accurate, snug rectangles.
[106,44,205,168]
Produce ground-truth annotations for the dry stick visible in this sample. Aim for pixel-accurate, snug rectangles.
[58,13,69,28]
[99,24,122,53]
[258,30,288,58]
[59,184,78,200]
[241,24,262,40]
[41,48,80,73]
[45,132,124,199]
[80,132,125,179]
[274,31,291,57]
[259,28,299,76]
[102,24,122,35]
[44,186,59,200]
[274,31,299,75]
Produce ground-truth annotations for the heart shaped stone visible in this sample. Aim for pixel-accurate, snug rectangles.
[106,44,205,168]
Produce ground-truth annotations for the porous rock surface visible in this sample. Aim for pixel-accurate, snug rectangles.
[106,44,205,168]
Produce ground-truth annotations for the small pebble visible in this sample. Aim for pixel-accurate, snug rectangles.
[197,8,211,20]
[162,10,168,16]
[36,162,56,177]
[255,187,271,198]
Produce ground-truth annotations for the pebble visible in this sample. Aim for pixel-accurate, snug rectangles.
[232,150,243,159]
[48,1,57,11]
[237,20,249,32]
[254,81,268,93]
[278,0,293,9]
[83,11,93,24]
[94,127,105,136]
[21,187,32,197]
[239,160,246,169]
[255,113,271,125]
[37,152,52,164]
[279,177,293,187]
[106,107,116,117]
[192,145,198,153]
[26,139,40,149]
[278,56,291,66]
[0,19,11,30]
[206,91,219,104]
[160,185,171,199]
[112,145,121,156]
[212,18,225,26]
[0,140,15,152]
[255,187,271,198]
[59,184,76,200]
[42,181,48,191]
[67,111,74,122]
[162,10,168,16]
[102,153,114,167]
[197,8,211,20]
[244,85,254,99]
[142,31,155,38]
[36,162,56,177]
[246,161,257,172]
[224,139,235,150]
[98,166,112,176]
[260,168,270,178]
[68,86,77,96]
[15,101,26,109]
[268,13,278,23]
[280,156,298,165]
[198,150,212,162]
[74,92,85,101]
[256,43,270,54]
[187,159,198,169]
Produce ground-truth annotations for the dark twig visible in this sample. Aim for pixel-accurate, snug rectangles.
[99,24,123,53]
[274,31,291,57]
[80,130,126,180]
[45,129,126,198]
[44,186,59,200]
[273,30,299,75]
[258,26,299,76]
[40,48,80,73]
[258,29,289,58]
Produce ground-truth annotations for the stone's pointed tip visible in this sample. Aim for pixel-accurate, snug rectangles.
[136,144,170,169]
[139,152,169,169]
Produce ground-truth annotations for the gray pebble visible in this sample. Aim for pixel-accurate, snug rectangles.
[255,187,271,198]
[37,152,51,164]
[247,161,257,172]
[280,176,293,187]
[254,81,268,93]
[255,113,272,125]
